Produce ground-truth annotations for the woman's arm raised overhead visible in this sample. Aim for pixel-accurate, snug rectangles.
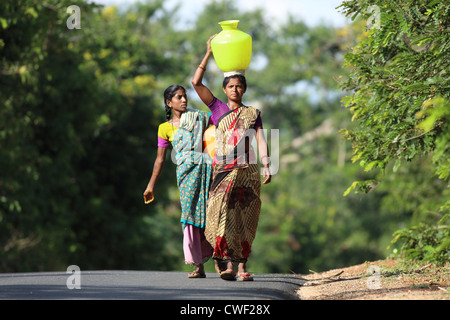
[191,35,217,106]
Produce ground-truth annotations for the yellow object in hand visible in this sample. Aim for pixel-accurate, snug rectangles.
[144,191,154,204]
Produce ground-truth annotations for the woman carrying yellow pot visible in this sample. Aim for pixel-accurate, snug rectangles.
[192,35,271,281]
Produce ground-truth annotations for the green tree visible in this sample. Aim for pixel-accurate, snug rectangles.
[338,0,449,264]
[0,0,187,271]
[0,0,97,271]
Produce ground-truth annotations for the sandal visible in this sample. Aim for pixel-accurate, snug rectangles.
[238,272,253,281]
[220,269,236,281]
[215,260,227,275]
[188,271,206,279]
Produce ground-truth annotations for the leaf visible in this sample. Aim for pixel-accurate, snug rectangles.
[343,181,359,196]
[392,159,401,172]
[0,18,8,29]
[364,160,379,172]
[25,8,38,19]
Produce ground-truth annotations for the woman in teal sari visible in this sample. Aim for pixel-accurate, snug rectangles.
[143,85,213,278]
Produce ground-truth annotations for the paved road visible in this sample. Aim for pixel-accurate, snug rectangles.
[0,270,304,300]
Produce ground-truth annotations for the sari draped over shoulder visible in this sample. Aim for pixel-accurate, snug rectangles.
[172,109,212,229]
[205,106,262,262]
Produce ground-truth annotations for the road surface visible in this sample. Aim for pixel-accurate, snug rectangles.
[0,270,304,300]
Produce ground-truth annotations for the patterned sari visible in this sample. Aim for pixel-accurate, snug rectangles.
[172,109,212,229]
[205,106,262,262]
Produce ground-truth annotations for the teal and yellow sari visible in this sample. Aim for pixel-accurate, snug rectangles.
[172,109,213,229]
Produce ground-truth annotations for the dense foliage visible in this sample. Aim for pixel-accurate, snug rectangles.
[338,0,449,264]
[1,0,447,273]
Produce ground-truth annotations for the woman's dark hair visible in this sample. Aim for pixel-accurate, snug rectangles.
[163,85,186,121]
[222,74,247,90]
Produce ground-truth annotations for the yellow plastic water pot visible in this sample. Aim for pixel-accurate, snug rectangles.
[211,20,252,72]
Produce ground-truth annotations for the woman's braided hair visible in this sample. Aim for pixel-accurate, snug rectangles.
[163,85,186,121]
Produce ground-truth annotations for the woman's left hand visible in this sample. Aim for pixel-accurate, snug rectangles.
[143,189,155,204]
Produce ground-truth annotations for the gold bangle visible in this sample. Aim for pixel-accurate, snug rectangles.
[198,64,206,70]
